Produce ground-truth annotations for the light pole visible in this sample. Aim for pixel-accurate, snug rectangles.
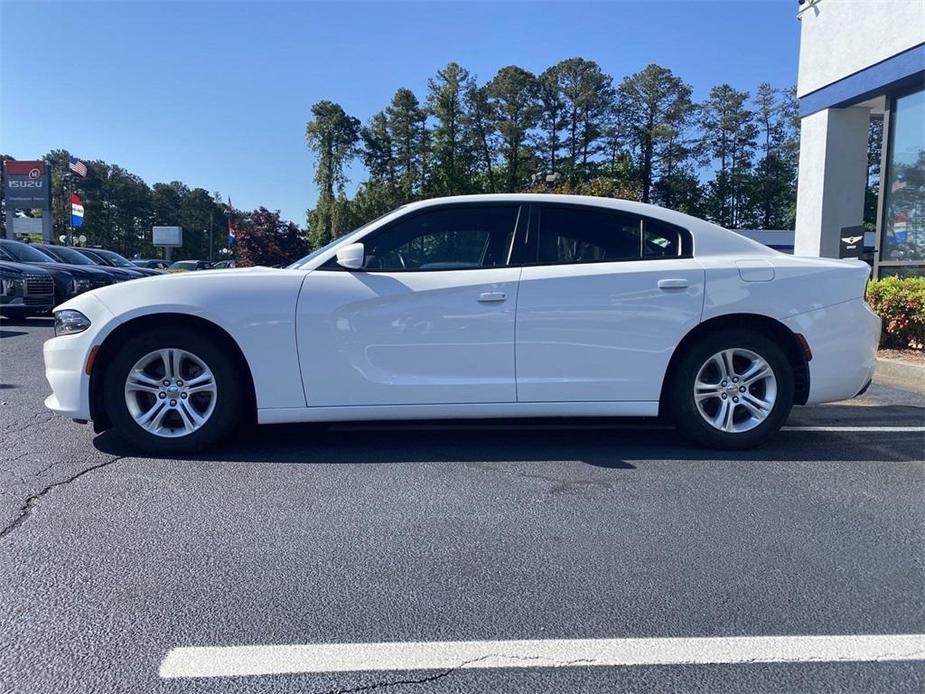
[208,208,214,263]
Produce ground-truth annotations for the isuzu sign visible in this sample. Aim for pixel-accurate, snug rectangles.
[3,160,51,209]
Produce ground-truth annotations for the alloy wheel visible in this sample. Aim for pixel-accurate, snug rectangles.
[124,348,218,438]
[693,348,777,434]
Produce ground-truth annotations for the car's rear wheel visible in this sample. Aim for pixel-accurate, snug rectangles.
[668,330,794,449]
[103,328,242,454]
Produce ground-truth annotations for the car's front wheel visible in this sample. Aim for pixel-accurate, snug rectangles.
[103,328,243,454]
[668,330,794,449]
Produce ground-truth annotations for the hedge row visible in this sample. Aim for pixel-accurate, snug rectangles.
[866,276,925,349]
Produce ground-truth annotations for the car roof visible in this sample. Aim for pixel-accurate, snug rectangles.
[377,194,773,258]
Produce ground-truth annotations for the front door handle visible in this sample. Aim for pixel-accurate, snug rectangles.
[478,291,507,303]
[657,278,689,290]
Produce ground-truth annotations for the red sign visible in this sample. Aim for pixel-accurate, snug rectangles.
[4,160,46,177]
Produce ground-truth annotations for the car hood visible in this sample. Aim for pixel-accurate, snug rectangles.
[96,266,145,279]
[0,260,52,277]
[24,262,113,279]
[55,264,306,317]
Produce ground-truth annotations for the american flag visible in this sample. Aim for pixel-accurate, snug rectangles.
[68,156,88,177]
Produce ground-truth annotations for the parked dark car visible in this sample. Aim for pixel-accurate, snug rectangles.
[78,248,163,277]
[33,244,146,283]
[211,259,236,269]
[0,260,55,317]
[0,240,112,303]
[168,259,213,272]
[132,259,170,270]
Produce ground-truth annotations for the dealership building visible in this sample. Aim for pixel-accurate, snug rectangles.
[794,0,924,277]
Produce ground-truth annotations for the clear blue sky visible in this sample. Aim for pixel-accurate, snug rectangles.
[1,1,800,224]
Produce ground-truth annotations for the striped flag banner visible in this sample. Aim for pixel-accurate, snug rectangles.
[68,156,88,177]
[71,193,84,228]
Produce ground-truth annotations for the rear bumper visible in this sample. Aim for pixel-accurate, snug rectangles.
[784,298,881,405]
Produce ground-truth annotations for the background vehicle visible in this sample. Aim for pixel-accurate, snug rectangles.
[168,260,213,272]
[78,248,163,277]
[33,244,146,283]
[211,260,235,269]
[132,259,171,270]
[0,261,55,317]
[0,240,111,302]
[43,195,879,454]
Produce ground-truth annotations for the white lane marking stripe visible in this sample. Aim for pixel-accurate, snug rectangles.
[782,426,924,432]
[159,634,925,679]
[331,423,924,433]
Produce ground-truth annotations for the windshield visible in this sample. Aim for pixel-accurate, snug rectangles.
[288,207,407,269]
[40,246,94,265]
[95,249,135,267]
[0,241,55,263]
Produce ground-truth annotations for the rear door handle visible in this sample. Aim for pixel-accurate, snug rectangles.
[478,291,507,303]
[657,278,689,290]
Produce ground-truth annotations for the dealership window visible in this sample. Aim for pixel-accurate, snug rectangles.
[878,88,925,277]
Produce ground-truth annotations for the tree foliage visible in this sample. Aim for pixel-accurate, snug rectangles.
[305,100,360,247]
[0,149,303,265]
[235,207,307,267]
[303,59,804,246]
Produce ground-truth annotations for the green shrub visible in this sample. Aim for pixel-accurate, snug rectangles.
[866,276,925,349]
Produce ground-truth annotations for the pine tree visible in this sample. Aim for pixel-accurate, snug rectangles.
[305,100,360,247]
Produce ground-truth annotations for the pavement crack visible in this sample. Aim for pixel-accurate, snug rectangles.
[0,455,126,540]
[316,653,604,694]
[317,655,495,694]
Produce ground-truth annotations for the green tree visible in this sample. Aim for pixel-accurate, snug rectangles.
[535,66,566,174]
[699,84,757,227]
[305,100,360,247]
[464,82,499,192]
[744,83,799,229]
[426,62,475,196]
[387,88,429,199]
[486,65,540,191]
[361,111,397,187]
[617,64,695,204]
[545,58,615,180]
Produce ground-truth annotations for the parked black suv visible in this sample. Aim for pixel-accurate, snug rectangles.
[0,240,112,302]
[33,244,145,283]
[0,260,55,317]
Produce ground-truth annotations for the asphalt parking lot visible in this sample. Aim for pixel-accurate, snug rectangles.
[1,316,923,693]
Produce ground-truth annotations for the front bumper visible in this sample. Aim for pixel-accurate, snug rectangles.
[784,298,881,405]
[1,295,54,311]
[43,294,118,420]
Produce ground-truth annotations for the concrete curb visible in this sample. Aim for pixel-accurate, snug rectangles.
[875,357,925,395]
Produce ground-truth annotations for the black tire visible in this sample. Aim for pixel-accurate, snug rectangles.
[103,327,243,454]
[667,329,794,449]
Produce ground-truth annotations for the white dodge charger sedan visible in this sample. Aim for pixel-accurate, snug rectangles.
[43,194,880,453]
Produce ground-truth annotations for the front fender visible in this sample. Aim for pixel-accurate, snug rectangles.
[51,270,308,411]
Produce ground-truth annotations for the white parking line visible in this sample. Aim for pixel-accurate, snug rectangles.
[159,634,925,679]
[782,426,924,432]
[331,423,924,433]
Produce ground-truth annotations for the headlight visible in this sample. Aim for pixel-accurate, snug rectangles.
[71,277,92,293]
[0,278,23,296]
[54,309,91,336]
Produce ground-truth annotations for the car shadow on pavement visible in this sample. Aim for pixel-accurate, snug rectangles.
[91,404,924,467]
[0,330,28,339]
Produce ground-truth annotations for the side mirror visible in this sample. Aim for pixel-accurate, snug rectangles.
[335,242,365,270]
